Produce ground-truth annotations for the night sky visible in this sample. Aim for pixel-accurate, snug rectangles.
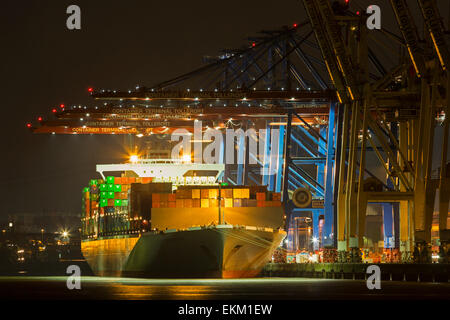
[0,0,305,216]
[0,1,449,217]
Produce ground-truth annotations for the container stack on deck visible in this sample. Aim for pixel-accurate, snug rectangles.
[151,186,282,209]
[81,176,161,239]
[82,180,282,239]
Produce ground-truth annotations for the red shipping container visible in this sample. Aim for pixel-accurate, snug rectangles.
[168,194,177,202]
[256,192,266,201]
[257,201,265,207]
[168,201,176,208]
[176,199,184,208]
[193,199,201,207]
[152,193,160,202]
[142,177,152,184]
[107,199,114,206]
[160,201,168,208]
[201,189,209,199]
[223,189,233,198]
[152,202,160,208]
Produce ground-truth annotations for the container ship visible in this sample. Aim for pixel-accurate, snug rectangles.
[81,159,286,278]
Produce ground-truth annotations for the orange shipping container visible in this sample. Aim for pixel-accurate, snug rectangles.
[142,177,152,184]
[241,188,250,199]
[192,189,200,199]
[152,194,160,202]
[160,193,169,202]
[201,199,210,208]
[272,192,282,201]
[233,188,241,199]
[201,189,209,199]
[135,177,142,184]
[129,177,136,183]
[115,177,122,184]
[256,192,266,201]
[193,199,201,207]
[225,198,233,208]
[257,201,265,207]
[168,194,177,202]
[209,189,218,199]
[168,201,176,208]
[152,202,160,208]
[160,201,168,208]
[184,199,193,208]
[176,199,184,208]
[176,189,185,199]
[223,189,233,198]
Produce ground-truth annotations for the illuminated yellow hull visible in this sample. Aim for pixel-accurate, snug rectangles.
[81,227,285,278]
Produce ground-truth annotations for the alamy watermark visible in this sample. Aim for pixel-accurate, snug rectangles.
[171,121,282,175]
[366,265,381,290]
[66,265,81,290]
[66,5,81,30]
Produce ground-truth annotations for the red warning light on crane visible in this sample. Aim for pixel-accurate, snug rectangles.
[26,123,32,128]
[252,42,256,47]
[38,116,43,121]
[60,104,65,109]
[293,23,298,28]
[88,87,94,93]
[52,108,57,113]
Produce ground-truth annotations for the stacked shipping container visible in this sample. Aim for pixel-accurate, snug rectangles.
[81,176,156,239]
[151,187,282,209]
[82,179,281,239]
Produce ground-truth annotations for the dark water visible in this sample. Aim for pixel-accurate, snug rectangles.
[0,276,449,300]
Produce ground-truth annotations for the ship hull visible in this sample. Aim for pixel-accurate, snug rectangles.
[81,226,285,278]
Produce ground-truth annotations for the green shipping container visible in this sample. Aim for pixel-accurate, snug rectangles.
[107,176,115,184]
[114,184,122,192]
[99,184,107,191]
[121,199,129,207]
[100,199,108,207]
[107,184,114,191]
[83,187,90,193]
[89,179,98,186]
[114,199,122,207]
[107,191,115,199]
[100,191,107,198]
